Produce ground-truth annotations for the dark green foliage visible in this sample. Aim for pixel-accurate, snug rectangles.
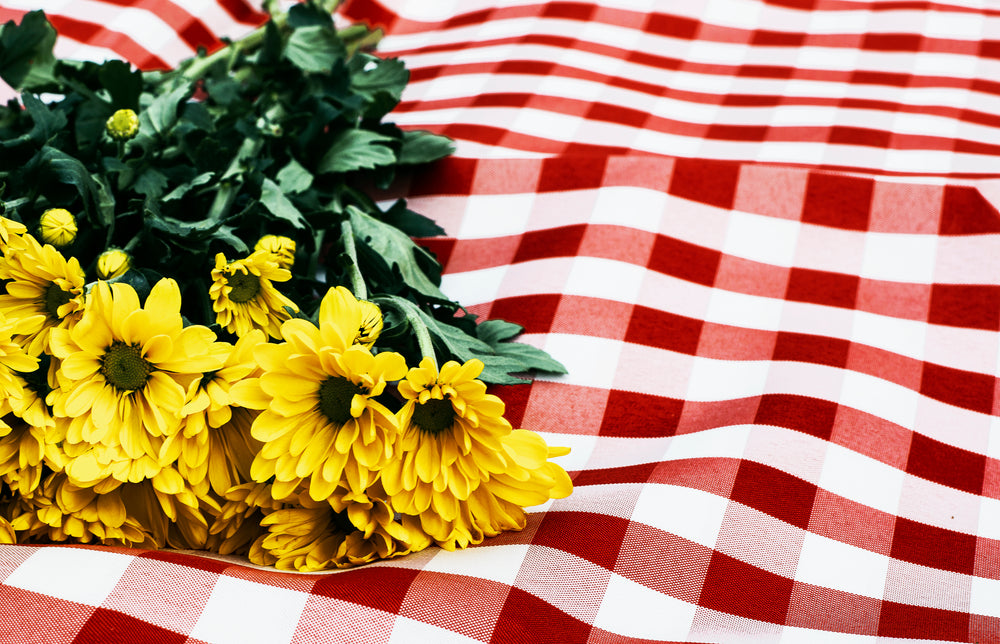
[0,6,565,384]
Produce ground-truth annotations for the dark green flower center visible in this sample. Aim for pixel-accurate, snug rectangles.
[44,283,72,319]
[318,376,366,425]
[227,271,260,303]
[101,341,152,391]
[411,398,455,435]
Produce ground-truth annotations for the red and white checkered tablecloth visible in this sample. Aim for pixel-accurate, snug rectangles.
[3,0,1000,642]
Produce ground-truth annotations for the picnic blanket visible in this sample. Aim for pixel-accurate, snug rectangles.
[2,0,1000,642]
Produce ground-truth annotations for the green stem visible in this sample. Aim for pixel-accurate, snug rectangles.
[340,219,366,300]
[123,234,142,253]
[307,227,326,285]
[178,0,353,82]
[407,308,436,369]
[372,296,437,368]
[205,135,261,224]
[206,99,284,223]
[180,12,288,82]
[345,27,384,56]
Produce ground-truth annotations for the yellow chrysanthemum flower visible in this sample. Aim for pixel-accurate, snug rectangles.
[0,234,86,356]
[0,363,68,497]
[230,286,407,502]
[0,216,27,253]
[324,482,432,567]
[382,358,512,513]
[106,108,139,140]
[161,331,264,496]
[207,481,281,556]
[0,317,46,496]
[7,472,155,547]
[0,517,17,545]
[254,234,296,270]
[96,248,131,279]
[249,485,426,571]
[210,250,299,339]
[356,299,383,348]
[48,279,226,483]
[115,471,219,549]
[38,208,77,248]
[457,430,573,541]
[0,315,39,401]
[0,418,49,497]
[164,405,262,499]
[5,358,57,431]
[252,501,347,571]
[382,357,572,550]
[0,515,16,544]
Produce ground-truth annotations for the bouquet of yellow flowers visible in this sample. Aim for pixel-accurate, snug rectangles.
[0,2,571,571]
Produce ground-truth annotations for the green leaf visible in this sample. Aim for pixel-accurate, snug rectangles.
[476,319,524,345]
[377,296,554,385]
[287,3,334,29]
[142,84,190,136]
[349,54,408,119]
[318,129,395,174]
[348,205,449,304]
[349,54,407,102]
[380,199,445,238]
[162,172,214,201]
[212,225,249,254]
[74,99,113,149]
[204,76,240,106]
[0,11,57,92]
[91,174,116,228]
[283,25,345,74]
[39,146,114,226]
[21,92,65,144]
[134,168,168,199]
[259,177,307,229]
[145,207,226,239]
[98,59,142,111]
[276,157,313,194]
[476,319,568,379]
[180,101,213,131]
[484,340,568,379]
[398,129,455,165]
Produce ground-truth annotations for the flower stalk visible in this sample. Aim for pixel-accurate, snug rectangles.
[340,219,367,300]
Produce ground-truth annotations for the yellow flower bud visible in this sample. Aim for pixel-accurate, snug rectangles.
[38,208,77,248]
[106,108,139,141]
[254,234,296,270]
[96,249,131,280]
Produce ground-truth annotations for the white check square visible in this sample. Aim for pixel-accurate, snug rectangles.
[3,547,134,607]
[818,444,904,516]
[593,573,696,640]
[723,210,800,268]
[423,544,530,586]
[190,575,309,644]
[794,531,889,599]
[631,483,729,549]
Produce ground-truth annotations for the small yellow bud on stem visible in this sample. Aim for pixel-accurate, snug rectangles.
[96,249,131,280]
[106,109,139,141]
[38,208,77,248]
